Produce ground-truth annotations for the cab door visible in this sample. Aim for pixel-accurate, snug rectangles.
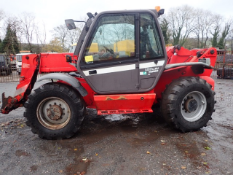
[78,13,139,94]
[138,13,166,91]
[78,10,167,94]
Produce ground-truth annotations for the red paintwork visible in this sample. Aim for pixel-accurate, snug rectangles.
[1,54,39,114]
[39,53,77,73]
[94,93,156,115]
[57,77,97,108]
[1,46,217,115]
[17,54,38,90]
[154,47,217,100]
[1,53,78,114]
[77,77,96,108]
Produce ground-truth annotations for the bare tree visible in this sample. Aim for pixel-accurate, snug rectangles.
[0,9,5,40]
[19,12,39,52]
[167,5,196,46]
[66,24,83,47]
[52,22,84,51]
[52,24,68,50]
[0,9,4,21]
[34,22,47,53]
[193,9,215,48]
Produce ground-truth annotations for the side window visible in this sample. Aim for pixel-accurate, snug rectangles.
[84,14,135,64]
[140,13,164,59]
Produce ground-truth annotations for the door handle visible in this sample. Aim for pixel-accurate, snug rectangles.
[89,70,97,75]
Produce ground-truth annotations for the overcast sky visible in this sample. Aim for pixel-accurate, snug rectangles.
[1,0,232,42]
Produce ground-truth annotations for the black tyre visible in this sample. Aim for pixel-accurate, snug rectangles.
[24,83,85,139]
[161,77,215,132]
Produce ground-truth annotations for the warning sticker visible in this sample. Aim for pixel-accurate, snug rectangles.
[85,55,94,63]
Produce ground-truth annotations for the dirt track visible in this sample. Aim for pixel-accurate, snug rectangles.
[0,74,233,175]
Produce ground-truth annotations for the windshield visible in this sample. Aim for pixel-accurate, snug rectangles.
[83,14,135,64]
[16,55,22,62]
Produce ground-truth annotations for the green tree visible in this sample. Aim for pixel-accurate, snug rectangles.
[211,26,219,47]
[160,18,170,45]
[0,39,3,53]
[167,5,196,46]
[217,23,231,49]
[2,24,20,55]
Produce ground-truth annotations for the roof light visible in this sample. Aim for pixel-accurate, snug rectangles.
[155,6,160,12]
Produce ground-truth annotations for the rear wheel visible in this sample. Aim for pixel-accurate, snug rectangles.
[161,77,215,132]
[24,83,85,139]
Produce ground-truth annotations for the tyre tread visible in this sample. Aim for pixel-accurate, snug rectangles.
[161,77,215,132]
[24,83,85,140]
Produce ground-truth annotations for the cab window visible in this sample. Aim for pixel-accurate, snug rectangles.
[140,13,164,59]
[83,14,135,64]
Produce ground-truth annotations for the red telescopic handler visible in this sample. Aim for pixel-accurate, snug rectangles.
[1,7,217,139]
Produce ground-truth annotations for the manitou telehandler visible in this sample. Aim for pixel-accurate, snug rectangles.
[1,7,216,139]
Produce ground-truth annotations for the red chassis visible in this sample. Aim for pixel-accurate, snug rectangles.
[1,46,217,115]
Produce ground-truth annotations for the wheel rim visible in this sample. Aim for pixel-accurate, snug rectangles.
[181,91,207,122]
[37,97,71,130]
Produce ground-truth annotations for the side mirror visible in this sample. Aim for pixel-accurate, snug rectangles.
[87,12,94,19]
[158,9,165,17]
[65,19,76,30]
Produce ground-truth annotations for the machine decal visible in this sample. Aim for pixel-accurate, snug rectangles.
[83,64,135,76]
[22,63,30,68]
[139,60,165,69]
[145,67,159,74]
[140,72,147,75]
[106,96,127,101]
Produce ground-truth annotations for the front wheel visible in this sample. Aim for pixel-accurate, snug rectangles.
[161,77,215,132]
[24,83,86,139]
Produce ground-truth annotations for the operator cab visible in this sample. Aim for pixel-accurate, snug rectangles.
[66,8,166,94]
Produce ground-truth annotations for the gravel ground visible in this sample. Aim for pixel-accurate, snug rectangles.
[0,74,232,175]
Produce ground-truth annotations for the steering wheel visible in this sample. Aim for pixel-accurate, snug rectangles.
[103,46,114,54]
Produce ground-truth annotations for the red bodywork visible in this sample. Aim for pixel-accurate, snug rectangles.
[39,53,77,72]
[155,47,217,99]
[1,47,217,114]
[1,53,77,114]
